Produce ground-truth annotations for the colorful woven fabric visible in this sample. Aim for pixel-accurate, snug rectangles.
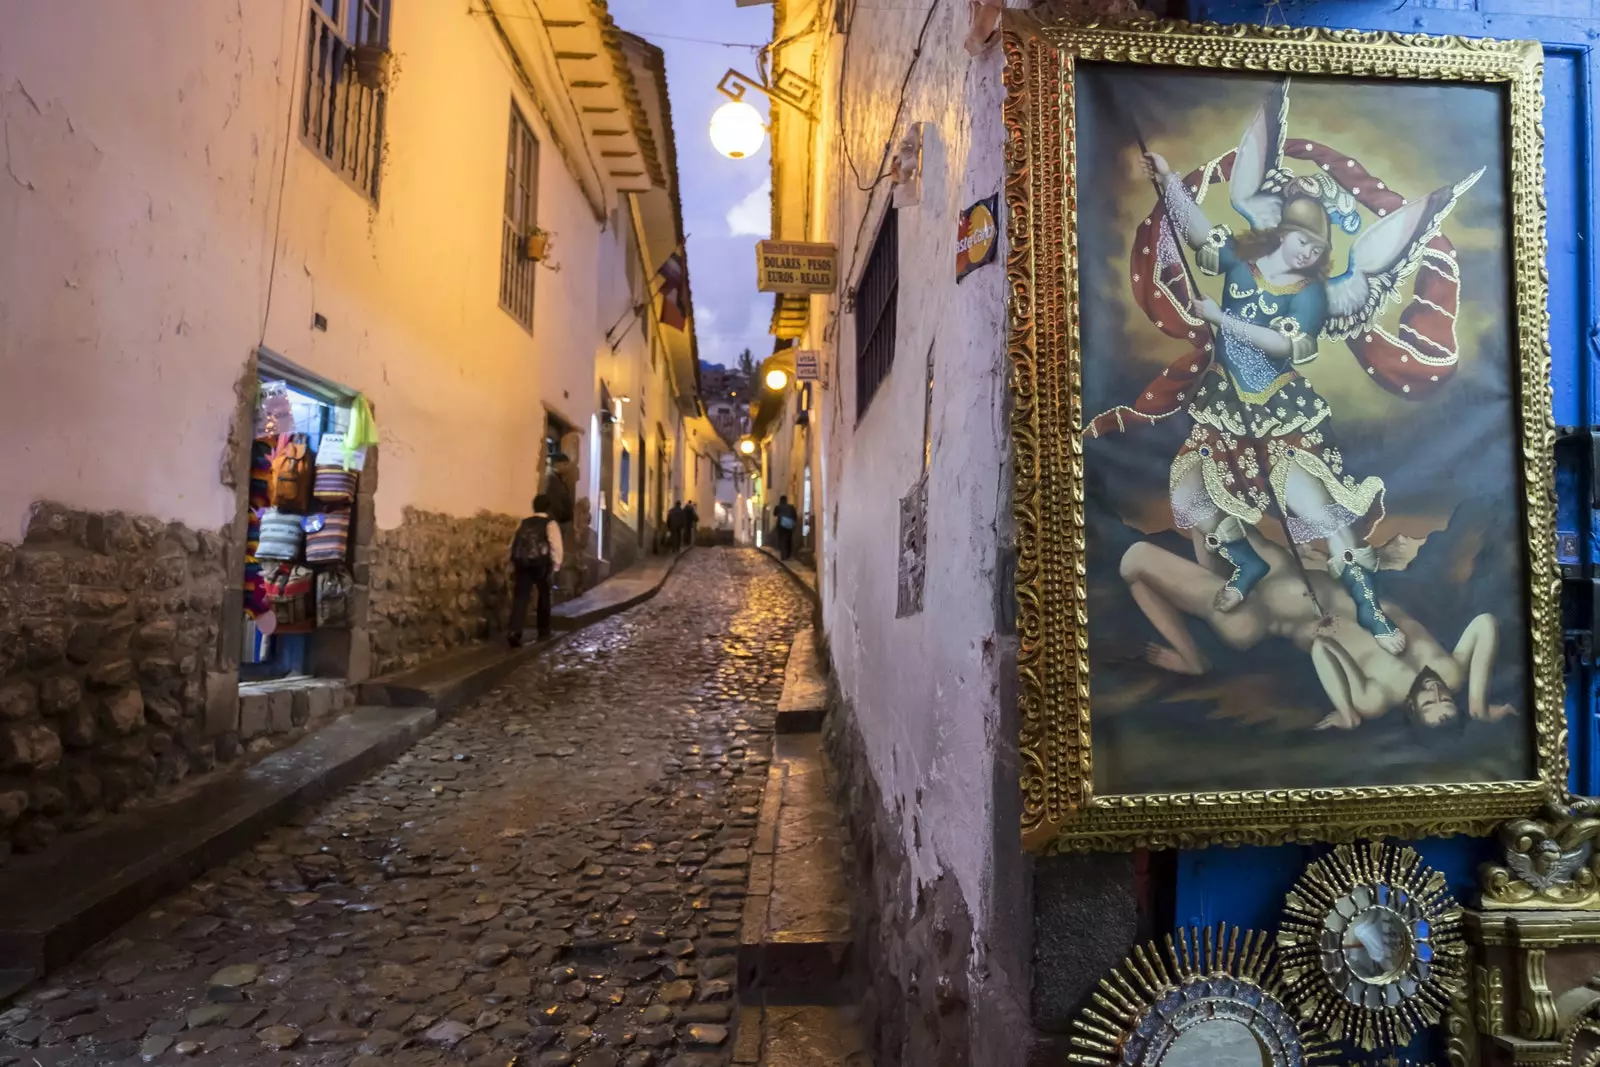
[249,440,273,509]
[256,509,304,561]
[304,511,351,563]
[313,467,358,503]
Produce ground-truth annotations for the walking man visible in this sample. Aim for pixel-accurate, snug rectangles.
[683,501,699,549]
[773,495,798,560]
[508,494,563,647]
[667,500,685,552]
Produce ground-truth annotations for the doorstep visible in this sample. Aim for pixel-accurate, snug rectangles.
[360,550,687,711]
[739,731,854,1004]
[776,626,827,734]
[734,1004,872,1066]
[0,706,436,992]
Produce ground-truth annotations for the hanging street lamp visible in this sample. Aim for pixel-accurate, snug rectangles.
[709,60,818,161]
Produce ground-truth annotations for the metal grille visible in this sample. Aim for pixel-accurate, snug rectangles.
[500,107,540,328]
[302,0,389,202]
[855,208,899,420]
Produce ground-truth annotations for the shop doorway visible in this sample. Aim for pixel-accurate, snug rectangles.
[242,354,372,684]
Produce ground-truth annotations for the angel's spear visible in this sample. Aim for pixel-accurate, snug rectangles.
[1121,105,1331,624]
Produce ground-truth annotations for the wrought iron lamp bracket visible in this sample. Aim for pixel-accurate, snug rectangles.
[717,65,817,118]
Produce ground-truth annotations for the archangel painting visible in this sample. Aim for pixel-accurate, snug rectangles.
[1075,66,1533,794]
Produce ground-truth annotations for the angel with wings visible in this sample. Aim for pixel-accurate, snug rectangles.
[1114,80,1483,659]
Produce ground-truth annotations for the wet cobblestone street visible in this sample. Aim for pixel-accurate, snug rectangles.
[0,549,810,1067]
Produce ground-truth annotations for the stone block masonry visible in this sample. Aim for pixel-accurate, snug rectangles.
[0,502,234,859]
[367,507,520,677]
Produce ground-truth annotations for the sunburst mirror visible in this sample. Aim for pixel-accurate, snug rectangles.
[1070,925,1336,1066]
[1278,841,1466,1051]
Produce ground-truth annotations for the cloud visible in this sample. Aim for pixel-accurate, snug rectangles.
[726,178,772,238]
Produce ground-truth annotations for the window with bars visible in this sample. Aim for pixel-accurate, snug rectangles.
[500,105,541,329]
[302,0,390,202]
[854,208,899,420]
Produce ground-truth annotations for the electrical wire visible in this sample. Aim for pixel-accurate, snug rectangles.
[467,6,765,49]
[259,4,308,347]
[836,0,943,296]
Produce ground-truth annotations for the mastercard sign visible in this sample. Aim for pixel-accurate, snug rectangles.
[956,195,1000,282]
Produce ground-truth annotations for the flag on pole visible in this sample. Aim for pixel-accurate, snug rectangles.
[655,249,688,332]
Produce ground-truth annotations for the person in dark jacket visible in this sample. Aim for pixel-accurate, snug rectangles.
[683,502,699,548]
[773,496,799,560]
[508,495,563,647]
[667,501,685,552]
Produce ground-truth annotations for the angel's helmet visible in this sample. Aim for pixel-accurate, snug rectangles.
[1278,195,1333,274]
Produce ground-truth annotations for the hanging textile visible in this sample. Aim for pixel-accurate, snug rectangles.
[342,394,379,471]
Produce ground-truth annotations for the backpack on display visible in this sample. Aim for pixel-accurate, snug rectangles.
[269,440,312,510]
[511,517,552,568]
[265,565,315,632]
[316,567,354,628]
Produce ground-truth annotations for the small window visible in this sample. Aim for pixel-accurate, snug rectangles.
[855,208,899,420]
[620,447,632,505]
[302,0,391,202]
[500,105,541,328]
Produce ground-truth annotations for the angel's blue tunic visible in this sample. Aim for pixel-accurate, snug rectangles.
[1209,236,1328,399]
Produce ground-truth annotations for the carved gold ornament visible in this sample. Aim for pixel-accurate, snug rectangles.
[1567,1002,1600,1067]
[1005,14,1564,853]
[1480,800,1600,910]
[1069,925,1335,1066]
[1278,842,1466,1051]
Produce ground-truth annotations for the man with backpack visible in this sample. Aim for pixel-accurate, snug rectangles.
[508,494,563,647]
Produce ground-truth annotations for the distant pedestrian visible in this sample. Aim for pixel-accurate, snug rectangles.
[667,500,685,552]
[683,502,699,548]
[773,495,798,560]
[508,494,563,647]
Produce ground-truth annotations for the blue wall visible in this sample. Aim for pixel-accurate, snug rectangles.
[1171,1,1600,1060]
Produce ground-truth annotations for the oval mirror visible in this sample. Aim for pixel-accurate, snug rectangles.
[1342,907,1412,984]
[1159,1019,1270,1067]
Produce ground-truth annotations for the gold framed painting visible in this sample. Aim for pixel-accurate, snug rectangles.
[1005,16,1565,852]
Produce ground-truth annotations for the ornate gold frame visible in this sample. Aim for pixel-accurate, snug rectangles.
[1004,16,1564,853]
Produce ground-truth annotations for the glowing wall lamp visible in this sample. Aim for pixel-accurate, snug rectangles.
[764,367,790,391]
[709,59,818,161]
[738,437,757,456]
[710,99,766,160]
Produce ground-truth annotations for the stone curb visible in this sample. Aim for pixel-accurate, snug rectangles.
[738,732,854,1007]
[0,706,437,997]
[758,547,818,604]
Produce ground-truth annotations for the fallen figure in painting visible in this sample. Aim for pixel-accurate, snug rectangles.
[1118,536,1517,731]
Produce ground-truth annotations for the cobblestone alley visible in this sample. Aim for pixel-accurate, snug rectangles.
[0,550,811,1067]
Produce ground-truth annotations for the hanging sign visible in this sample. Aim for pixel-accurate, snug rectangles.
[795,350,822,382]
[956,194,1000,282]
[756,241,837,295]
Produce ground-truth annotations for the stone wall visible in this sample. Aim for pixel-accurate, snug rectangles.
[0,502,232,859]
[367,507,519,676]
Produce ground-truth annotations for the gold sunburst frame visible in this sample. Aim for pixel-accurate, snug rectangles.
[1004,15,1564,853]
[1278,842,1467,1051]
[1070,925,1337,1065]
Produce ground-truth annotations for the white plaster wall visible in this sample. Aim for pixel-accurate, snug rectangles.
[0,1,615,535]
[816,0,1011,947]
[0,2,286,535]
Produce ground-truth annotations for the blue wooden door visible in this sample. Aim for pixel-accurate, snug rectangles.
[1173,0,1600,1059]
